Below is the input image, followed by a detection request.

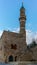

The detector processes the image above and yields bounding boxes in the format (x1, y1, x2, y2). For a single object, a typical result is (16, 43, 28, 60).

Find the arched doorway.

(9, 55, 13, 62)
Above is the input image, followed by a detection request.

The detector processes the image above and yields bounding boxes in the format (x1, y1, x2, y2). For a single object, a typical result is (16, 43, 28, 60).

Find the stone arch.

(8, 55, 13, 62)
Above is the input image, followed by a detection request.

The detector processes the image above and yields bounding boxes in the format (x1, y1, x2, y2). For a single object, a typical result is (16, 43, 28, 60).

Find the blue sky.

(0, 0, 37, 32)
(0, 0, 37, 44)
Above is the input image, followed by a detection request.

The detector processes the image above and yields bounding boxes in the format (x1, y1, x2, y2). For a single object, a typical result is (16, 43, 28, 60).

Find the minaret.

(19, 2, 26, 34)
(19, 3, 27, 56)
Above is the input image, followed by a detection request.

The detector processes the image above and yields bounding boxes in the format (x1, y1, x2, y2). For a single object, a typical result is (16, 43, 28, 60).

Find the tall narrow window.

(11, 44, 13, 49)
(14, 44, 17, 50)
(15, 56, 17, 61)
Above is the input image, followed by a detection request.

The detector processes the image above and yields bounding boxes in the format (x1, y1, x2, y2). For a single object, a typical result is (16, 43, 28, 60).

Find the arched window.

(11, 44, 13, 49)
(14, 44, 17, 50)
(9, 55, 13, 62)
(11, 44, 17, 50)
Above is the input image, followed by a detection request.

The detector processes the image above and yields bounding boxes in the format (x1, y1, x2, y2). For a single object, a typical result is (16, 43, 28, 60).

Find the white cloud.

(12, 28, 20, 33)
(26, 30, 34, 45)
(0, 30, 3, 37)
(34, 32, 37, 43)
(27, 23, 32, 27)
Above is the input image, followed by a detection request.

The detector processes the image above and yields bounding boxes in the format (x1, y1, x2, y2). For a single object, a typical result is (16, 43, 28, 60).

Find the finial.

(22, 1, 24, 8)
(22, 2, 23, 6)
(22, 2, 23, 7)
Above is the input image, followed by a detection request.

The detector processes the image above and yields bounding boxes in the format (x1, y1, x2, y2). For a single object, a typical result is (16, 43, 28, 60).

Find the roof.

(1, 30, 19, 39)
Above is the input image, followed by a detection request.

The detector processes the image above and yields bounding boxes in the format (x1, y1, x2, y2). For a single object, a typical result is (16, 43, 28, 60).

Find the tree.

(27, 39, 37, 48)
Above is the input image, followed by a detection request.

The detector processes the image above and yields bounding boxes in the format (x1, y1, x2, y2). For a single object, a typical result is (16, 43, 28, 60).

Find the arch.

(9, 55, 13, 62)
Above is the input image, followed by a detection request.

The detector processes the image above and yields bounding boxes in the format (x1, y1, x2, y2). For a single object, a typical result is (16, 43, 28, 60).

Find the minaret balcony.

(19, 16, 26, 21)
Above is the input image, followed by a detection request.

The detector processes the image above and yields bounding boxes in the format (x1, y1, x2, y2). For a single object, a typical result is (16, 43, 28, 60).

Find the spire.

(20, 1, 25, 10)
(22, 1, 24, 8)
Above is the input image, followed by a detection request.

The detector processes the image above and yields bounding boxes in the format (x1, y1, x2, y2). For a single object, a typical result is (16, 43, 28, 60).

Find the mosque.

(0, 3, 37, 63)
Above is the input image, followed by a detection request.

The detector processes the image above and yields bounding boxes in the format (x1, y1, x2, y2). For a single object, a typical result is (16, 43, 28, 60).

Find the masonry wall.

(0, 30, 37, 63)
(0, 31, 27, 62)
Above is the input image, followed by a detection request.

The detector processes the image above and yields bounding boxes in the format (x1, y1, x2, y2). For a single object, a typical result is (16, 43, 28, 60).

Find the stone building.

(0, 3, 37, 63)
